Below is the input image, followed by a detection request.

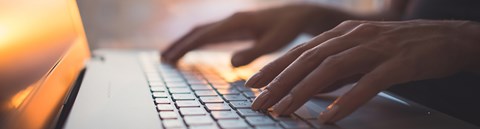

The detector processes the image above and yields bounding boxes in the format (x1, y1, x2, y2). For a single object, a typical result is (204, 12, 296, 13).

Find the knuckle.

(191, 23, 212, 33)
(322, 54, 344, 69)
(320, 30, 343, 37)
(341, 20, 362, 26)
(353, 23, 381, 33)
(229, 12, 252, 20)
(298, 48, 318, 64)
(357, 23, 376, 30)
(286, 43, 308, 55)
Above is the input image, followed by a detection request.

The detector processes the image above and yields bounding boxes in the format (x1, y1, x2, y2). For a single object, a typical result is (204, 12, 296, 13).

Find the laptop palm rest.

(64, 51, 161, 129)
(298, 85, 478, 129)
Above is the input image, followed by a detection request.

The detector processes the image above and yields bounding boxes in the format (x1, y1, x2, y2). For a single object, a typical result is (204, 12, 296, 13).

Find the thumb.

(318, 60, 411, 124)
(231, 47, 267, 67)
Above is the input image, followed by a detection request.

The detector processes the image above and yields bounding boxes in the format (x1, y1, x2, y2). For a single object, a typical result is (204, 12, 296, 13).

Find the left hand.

(245, 20, 480, 123)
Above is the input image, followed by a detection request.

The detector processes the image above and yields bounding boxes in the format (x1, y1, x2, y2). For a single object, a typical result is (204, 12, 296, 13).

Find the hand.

(246, 20, 480, 123)
(162, 4, 352, 67)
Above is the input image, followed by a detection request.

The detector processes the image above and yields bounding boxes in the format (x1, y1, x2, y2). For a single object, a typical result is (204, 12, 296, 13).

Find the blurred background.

(77, 0, 387, 50)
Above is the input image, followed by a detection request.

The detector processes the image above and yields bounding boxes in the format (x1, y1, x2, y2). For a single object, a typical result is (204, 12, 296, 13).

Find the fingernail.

(245, 72, 262, 87)
(251, 89, 270, 110)
(273, 94, 293, 115)
(319, 105, 340, 124)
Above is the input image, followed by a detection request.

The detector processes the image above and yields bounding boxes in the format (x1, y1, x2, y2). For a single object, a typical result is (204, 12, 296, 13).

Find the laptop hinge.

(52, 68, 87, 129)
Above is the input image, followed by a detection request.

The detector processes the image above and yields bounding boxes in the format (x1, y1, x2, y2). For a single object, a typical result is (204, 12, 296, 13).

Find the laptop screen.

(0, 0, 90, 128)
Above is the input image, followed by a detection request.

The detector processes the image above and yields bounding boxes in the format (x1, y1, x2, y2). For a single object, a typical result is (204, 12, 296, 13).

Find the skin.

(248, 20, 480, 123)
(162, 4, 355, 67)
(162, 3, 480, 124)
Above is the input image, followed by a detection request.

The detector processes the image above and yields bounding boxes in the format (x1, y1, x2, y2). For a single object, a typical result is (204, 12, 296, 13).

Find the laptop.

(1, 0, 478, 129)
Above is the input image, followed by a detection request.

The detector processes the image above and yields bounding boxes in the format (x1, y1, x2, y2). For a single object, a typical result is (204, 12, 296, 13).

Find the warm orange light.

(0, 0, 91, 128)
(181, 51, 276, 83)
(0, 25, 6, 43)
(9, 86, 34, 109)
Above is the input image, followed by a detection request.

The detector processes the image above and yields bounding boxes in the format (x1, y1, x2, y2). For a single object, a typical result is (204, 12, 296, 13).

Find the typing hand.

(162, 4, 351, 67)
(246, 20, 480, 124)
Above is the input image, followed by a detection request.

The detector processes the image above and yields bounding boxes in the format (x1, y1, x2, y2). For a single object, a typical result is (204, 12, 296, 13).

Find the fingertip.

(231, 56, 246, 67)
(318, 104, 340, 124)
(251, 89, 270, 110)
(245, 72, 262, 88)
(231, 54, 251, 67)
(272, 94, 293, 115)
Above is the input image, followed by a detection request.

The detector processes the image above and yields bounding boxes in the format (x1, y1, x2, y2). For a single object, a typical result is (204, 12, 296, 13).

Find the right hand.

(162, 4, 353, 67)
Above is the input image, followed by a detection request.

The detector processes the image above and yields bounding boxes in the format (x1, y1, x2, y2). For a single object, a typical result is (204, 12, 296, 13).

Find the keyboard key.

(211, 84, 234, 89)
(246, 116, 276, 126)
(163, 77, 184, 82)
(159, 111, 179, 119)
(172, 94, 196, 100)
(154, 98, 171, 104)
(254, 125, 284, 129)
(230, 81, 245, 86)
(162, 73, 182, 78)
(200, 96, 224, 103)
(211, 111, 240, 119)
(238, 109, 266, 116)
(162, 119, 185, 128)
(230, 101, 252, 109)
(179, 107, 206, 116)
(205, 103, 231, 111)
(279, 120, 311, 129)
(176, 100, 200, 107)
(223, 95, 248, 101)
(150, 87, 166, 92)
(149, 82, 165, 87)
(147, 75, 162, 81)
(242, 91, 259, 98)
(186, 79, 208, 85)
(189, 124, 219, 129)
(217, 89, 240, 95)
(195, 90, 217, 96)
(157, 104, 174, 111)
(208, 79, 229, 85)
(218, 120, 250, 128)
(166, 82, 189, 88)
(191, 84, 214, 90)
(184, 115, 214, 125)
(169, 87, 192, 94)
(235, 86, 251, 92)
(152, 92, 168, 98)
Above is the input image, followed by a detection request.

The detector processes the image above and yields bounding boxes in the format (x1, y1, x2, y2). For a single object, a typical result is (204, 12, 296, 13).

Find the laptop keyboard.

(140, 52, 320, 129)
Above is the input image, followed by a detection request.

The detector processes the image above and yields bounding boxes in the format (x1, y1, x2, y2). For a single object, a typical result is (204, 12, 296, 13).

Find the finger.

(250, 31, 368, 110)
(319, 59, 414, 124)
(317, 74, 362, 94)
(245, 20, 370, 88)
(163, 12, 254, 63)
(231, 20, 304, 67)
(251, 21, 392, 110)
(272, 46, 385, 115)
(162, 23, 214, 61)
